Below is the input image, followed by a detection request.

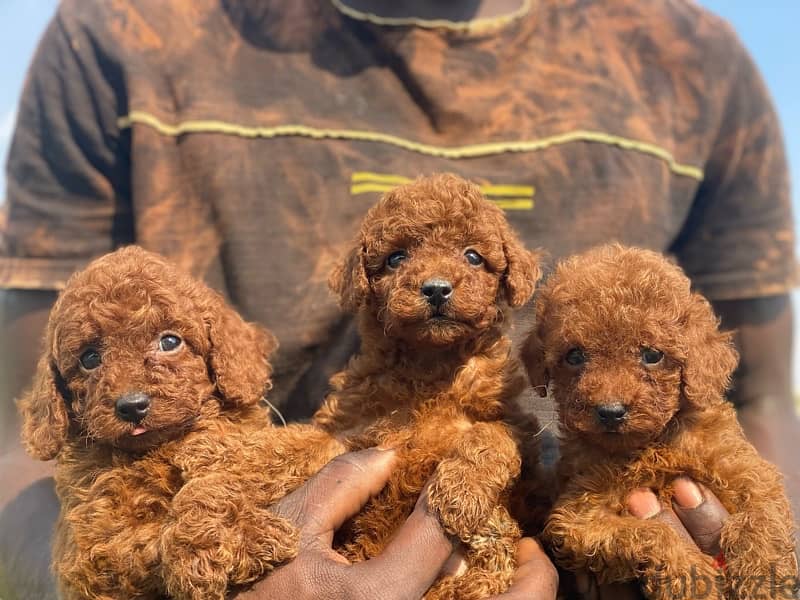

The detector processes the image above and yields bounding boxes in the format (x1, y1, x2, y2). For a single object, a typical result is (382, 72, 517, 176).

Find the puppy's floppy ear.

(329, 242, 369, 313)
(500, 226, 542, 307)
(206, 291, 279, 408)
(680, 293, 738, 409)
(18, 355, 70, 460)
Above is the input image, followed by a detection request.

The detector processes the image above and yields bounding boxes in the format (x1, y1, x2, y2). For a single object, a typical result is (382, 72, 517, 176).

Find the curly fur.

(314, 174, 544, 599)
(522, 244, 798, 600)
(18, 246, 343, 600)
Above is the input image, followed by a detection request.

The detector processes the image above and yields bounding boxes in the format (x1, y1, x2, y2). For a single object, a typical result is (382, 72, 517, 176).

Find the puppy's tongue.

(131, 425, 148, 436)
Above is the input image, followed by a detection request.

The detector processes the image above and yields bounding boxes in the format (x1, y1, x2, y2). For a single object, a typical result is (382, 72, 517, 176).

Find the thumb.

(271, 448, 396, 544)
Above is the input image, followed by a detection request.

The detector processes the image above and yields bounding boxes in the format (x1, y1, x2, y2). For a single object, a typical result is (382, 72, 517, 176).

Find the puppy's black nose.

(115, 392, 151, 423)
(421, 279, 453, 308)
(595, 403, 628, 427)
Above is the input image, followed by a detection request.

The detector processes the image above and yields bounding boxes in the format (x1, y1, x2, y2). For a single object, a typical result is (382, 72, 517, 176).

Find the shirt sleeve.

(0, 1, 133, 291)
(671, 26, 796, 301)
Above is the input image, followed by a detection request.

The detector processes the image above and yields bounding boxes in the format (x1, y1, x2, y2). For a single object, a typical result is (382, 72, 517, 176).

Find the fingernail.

(627, 488, 662, 519)
(673, 477, 704, 509)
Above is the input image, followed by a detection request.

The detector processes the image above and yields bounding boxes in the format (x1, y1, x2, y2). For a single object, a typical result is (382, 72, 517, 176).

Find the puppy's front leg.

(426, 421, 521, 540)
(709, 451, 799, 597)
(159, 472, 298, 600)
(546, 490, 725, 600)
(161, 425, 344, 600)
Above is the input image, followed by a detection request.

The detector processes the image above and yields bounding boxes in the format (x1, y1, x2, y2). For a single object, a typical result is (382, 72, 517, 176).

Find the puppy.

(19, 246, 342, 600)
(313, 174, 544, 599)
(523, 244, 798, 600)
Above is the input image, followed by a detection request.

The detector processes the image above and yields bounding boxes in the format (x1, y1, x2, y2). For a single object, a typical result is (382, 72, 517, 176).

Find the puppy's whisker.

(261, 397, 287, 427)
(532, 418, 556, 438)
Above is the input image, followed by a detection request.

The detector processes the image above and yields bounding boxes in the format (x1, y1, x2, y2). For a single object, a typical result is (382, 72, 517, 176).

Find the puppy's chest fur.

(316, 339, 527, 562)
(558, 403, 751, 511)
(320, 348, 522, 443)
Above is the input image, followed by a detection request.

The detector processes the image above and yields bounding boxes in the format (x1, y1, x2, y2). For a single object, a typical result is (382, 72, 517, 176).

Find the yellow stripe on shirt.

(117, 111, 704, 180)
(350, 173, 535, 210)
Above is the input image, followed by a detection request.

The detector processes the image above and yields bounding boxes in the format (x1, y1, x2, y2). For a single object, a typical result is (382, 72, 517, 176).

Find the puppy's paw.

(428, 566, 512, 600)
(719, 511, 799, 599)
(425, 508, 519, 600)
(426, 458, 503, 540)
(227, 506, 300, 583)
(161, 474, 299, 600)
(625, 522, 725, 600)
(162, 508, 298, 600)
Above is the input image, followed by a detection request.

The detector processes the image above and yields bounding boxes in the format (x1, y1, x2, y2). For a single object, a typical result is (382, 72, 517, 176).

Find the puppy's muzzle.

(421, 279, 453, 309)
(595, 403, 628, 429)
(115, 392, 151, 423)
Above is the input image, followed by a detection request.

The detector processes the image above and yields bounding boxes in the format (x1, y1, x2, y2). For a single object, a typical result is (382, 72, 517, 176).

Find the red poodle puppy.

(523, 244, 798, 600)
(18, 246, 343, 600)
(313, 174, 544, 599)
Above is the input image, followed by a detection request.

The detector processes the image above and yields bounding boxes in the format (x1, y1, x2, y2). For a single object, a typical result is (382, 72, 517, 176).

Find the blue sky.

(1, 1, 799, 385)
(0, 1, 58, 183)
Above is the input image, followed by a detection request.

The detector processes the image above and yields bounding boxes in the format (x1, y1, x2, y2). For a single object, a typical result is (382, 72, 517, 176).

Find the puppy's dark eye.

(79, 349, 102, 370)
(386, 250, 408, 270)
(641, 348, 664, 366)
(159, 334, 182, 352)
(464, 249, 484, 266)
(564, 348, 586, 366)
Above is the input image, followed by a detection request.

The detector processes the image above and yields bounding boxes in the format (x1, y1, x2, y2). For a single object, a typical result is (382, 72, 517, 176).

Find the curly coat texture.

(523, 244, 798, 600)
(313, 174, 544, 599)
(18, 246, 344, 600)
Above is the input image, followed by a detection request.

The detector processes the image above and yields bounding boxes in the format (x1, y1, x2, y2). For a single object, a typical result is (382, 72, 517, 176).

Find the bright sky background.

(1, 1, 799, 387)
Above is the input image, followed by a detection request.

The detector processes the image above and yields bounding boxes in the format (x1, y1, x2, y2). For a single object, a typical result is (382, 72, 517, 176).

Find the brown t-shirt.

(1, 0, 795, 419)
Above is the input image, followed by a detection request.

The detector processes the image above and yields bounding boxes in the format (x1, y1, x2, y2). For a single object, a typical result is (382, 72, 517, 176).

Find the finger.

(627, 488, 695, 548)
(486, 537, 559, 599)
(655, 505, 698, 549)
(350, 489, 455, 600)
(271, 448, 396, 542)
(670, 478, 729, 556)
(626, 487, 662, 520)
(440, 545, 468, 577)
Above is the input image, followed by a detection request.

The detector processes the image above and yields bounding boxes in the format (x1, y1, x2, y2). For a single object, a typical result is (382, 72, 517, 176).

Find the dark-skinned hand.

(232, 448, 558, 600)
(575, 477, 730, 600)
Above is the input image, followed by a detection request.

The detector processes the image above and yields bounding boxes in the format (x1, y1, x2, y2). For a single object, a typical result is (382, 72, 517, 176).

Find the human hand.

(575, 477, 730, 600)
(233, 447, 558, 600)
(486, 537, 559, 599)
